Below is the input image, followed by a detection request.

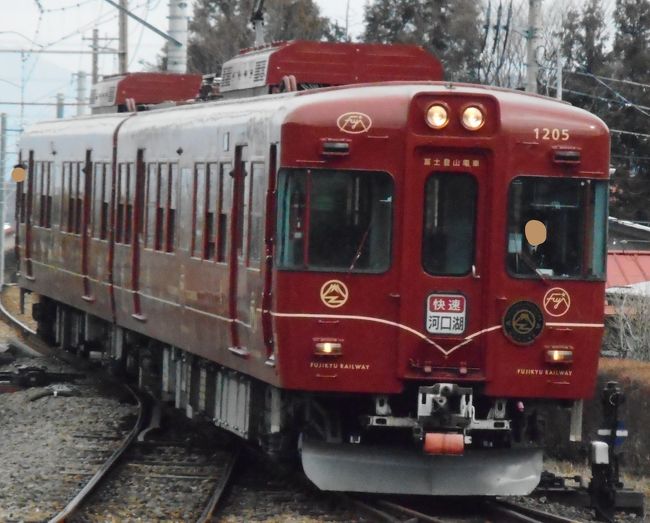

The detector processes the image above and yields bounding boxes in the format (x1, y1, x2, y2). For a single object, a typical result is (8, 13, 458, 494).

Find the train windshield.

(507, 177, 608, 280)
(422, 173, 477, 276)
(276, 169, 393, 272)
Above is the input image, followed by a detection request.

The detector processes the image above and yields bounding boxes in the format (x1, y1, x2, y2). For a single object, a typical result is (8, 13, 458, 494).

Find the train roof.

(20, 81, 608, 158)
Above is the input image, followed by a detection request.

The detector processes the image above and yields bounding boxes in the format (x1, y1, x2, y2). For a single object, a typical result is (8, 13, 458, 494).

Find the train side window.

(116, 164, 126, 243)
(248, 162, 265, 267)
(32, 162, 41, 226)
(101, 164, 110, 240)
(192, 163, 205, 258)
(167, 163, 177, 252)
(51, 163, 61, 228)
(92, 164, 103, 238)
(145, 163, 157, 248)
(61, 162, 69, 230)
(155, 164, 165, 250)
(217, 162, 231, 263)
(43, 162, 52, 228)
(90, 163, 104, 238)
(68, 163, 77, 233)
(205, 163, 219, 260)
(18, 174, 25, 224)
(237, 162, 249, 259)
(74, 162, 83, 234)
(125, 163, 134, 244)
(422, 173, 477, 276)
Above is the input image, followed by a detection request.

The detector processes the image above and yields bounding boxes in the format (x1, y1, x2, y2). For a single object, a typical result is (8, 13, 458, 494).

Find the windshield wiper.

(519, 251, 551, 286)
(348, 224, 372, 272)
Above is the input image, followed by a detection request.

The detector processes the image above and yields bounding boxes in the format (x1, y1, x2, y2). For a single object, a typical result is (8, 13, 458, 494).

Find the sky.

(0, 0, 367, 169)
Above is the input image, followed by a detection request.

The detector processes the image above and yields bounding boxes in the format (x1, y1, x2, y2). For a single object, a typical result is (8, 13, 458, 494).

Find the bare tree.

(477, 0, 583, 90)
(605, 291, 650, 361)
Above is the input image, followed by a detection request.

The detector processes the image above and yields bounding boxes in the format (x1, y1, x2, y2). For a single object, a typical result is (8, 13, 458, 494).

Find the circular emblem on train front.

(503, 301, 544, 345)
(543, 287, 571, 317)
(337, 112, 372, 134)
(320, 280, 349, 308)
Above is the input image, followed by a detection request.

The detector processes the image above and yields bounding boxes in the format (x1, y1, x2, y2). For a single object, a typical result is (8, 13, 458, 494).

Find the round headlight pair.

(425, 104, 485, 131)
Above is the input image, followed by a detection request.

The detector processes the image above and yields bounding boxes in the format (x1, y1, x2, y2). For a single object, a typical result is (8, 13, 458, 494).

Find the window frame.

(275, 168, 395, 274)
(505, 175, 608, 282)
(421, 171, 478, 277)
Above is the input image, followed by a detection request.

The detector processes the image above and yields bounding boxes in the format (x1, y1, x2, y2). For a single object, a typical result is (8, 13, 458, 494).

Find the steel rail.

(0, 290, 37, 336)
(376, 499, 445, 523)
(196, 446, 241, 523)
(346, 497, 403, 523)
(48, 385, 145, 523)
(487, 499, 581, 523)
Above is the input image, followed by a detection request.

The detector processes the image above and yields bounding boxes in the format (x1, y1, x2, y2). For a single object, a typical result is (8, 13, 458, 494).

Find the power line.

(42, 0, 95, 12)
(585, 71, 650, 118)
(0, 101, 83, 106)
(568, 70, 650, 91)
(611, 129, 650, 139)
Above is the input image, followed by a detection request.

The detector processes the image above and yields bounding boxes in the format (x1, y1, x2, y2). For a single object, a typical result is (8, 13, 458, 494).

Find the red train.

(15, 41, 609, 496)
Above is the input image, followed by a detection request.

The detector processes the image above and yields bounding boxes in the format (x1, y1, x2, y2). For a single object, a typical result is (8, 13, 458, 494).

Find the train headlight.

(461, 106, 485, 131)
(545, 349, 573, 364)
(425, 104, 450, 130)
(314, 342, 342, 357)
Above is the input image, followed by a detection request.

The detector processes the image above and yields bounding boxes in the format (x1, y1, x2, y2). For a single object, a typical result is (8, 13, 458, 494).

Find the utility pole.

(0, 113, 6, 287)
(119, 0, 128, 74)
(167, 1, 188, 73)
(556, 50, 563, 100)
(76, 72, 87, 116)
(56, 93, 65, 118)
(345, 0, 350, 40)
(526, 0, 542, 94)
(91, 28, 99, 84)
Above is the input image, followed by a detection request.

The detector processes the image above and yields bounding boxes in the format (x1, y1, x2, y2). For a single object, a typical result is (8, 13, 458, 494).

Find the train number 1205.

(534, 128, 570, 141)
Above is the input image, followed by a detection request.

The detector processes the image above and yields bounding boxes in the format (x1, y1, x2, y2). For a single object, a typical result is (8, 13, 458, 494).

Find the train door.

(398, 153, 489, 377)
(228, 145, 249, 353)
(130, 149, 146, 319)
(226, 144, 269, 358)
(81, 150, 92, 300)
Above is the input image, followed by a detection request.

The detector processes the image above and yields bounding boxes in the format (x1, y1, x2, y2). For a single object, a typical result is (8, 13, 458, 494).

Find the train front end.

(272, 83, 609, 496)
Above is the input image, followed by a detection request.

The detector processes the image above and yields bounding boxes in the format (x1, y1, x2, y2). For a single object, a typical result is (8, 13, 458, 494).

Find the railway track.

(0, 290, 241, 522)
(350, 496, 584, 522)
(46, 392, 240, 522)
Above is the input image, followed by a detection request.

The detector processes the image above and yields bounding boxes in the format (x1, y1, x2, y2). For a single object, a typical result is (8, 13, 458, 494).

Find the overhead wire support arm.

(101, 0, 183, 47)
(251, 0, 266, 47)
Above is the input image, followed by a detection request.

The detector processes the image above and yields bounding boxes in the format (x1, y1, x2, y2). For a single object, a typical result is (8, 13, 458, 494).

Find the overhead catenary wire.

(42, 0, 95, 13)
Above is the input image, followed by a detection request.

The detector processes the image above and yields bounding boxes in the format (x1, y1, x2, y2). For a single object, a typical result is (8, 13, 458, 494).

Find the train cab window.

(422, 173, 477, 276)
(277, 169, 393, 272)
(507, 177, 607, 280)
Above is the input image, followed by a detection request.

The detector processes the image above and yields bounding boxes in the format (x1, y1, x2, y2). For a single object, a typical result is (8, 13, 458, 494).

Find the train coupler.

(423, 432, 464, 455)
